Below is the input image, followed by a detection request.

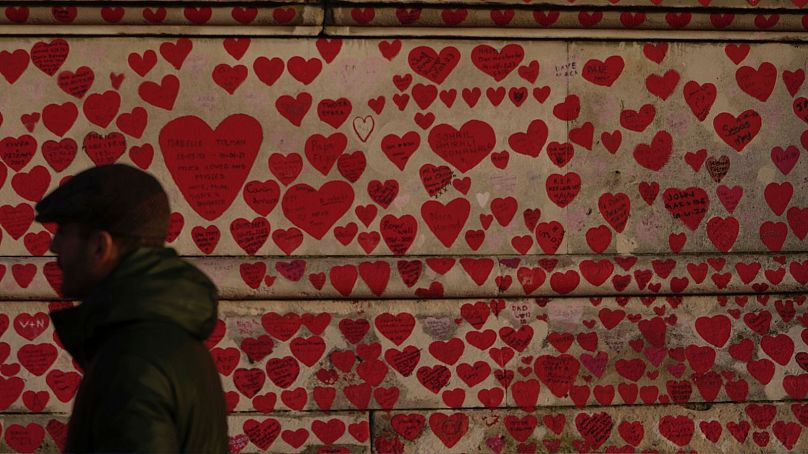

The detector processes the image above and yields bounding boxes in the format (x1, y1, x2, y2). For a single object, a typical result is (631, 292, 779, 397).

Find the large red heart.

(391, 414, 425, 441)
(268, 152, 302, 185)
(275, 93, 311, 127)
(535, 221, 565, 254)
(706, 216, 739, 252)
(620, 104, 655, 132)
(771, 145, 799, 176)
(575, 412, 613, 449)
(1, 134, 37, 171)
(83, 90, 120, 128)
(254, 56, 284, 86)
(375, 312, 415, 346)
(317, 98, 352, 129)
(243, 180, 280, 216)
(42, 102, 78, 137)
(233, 368, 265, 397)
(385, 346, 421, 377)
(41, 139, 77, 172)
(57, 66, 94, 98)
(31, 39, 69, 76)
(46, 370, 80, 403)
(582, 56, 624, 87)
(18, 343, 57, 376)
(159, 38, 193, 70)
(509, 119, 548, 157)
(764, 182, 793, 216)
(471, 44, 524, 82)
(0, 49, 29, 84)
(428, 120, 496, 173)
(304, 133, 347, 176)
(0, 203, 35, 240)
(662, 187, 709, 231)
(159, 114, 262, 221)
(128, 49, 157, 77)
(139, 75, 180, 111)
(11, 165, 50, 202)
(598, 192, 630, 233)
(83, 131, 126, 166)
(683, 81, 716, 121)
(408, 46, 460, 84)
(633, 130, 672, 171)
(13, 313, 49, 341)
(638, 317, 667, 347)
(211, 64, 246, 95)
(338, 152, 367, 186)
(429, 413, 468, 448)
(713, 109, 761, 152)
(358, 261, 390, 296)
(788, 207, 808, 240)
(421, 198, 470, 248)
(545, 173, 581, 208)
(735, 62, 776, 102)
(290, 335, 326, 367)
(381, 131, 420, 170)
(281, 181, 354, 240)
(243, 418, 280, 451)
(230, 218, 269, 255)
(287, 57, 322, 85)
(4, 423, 46, 454)
(380, 214, 417, 255)
(265, 356, 299, 388)
(659, 415, 694, 447)
(534, 354, 579, 397)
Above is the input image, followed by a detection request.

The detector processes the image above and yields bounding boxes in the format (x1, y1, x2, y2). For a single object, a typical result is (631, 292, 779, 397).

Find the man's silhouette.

(35, 163, 228, 453)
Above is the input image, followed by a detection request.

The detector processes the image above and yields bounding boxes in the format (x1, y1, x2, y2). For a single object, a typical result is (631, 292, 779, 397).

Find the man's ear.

(90, 229, 120, 267)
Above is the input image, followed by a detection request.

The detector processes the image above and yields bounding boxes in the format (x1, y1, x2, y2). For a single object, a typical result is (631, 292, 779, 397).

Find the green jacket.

(51, 247, 228, 453)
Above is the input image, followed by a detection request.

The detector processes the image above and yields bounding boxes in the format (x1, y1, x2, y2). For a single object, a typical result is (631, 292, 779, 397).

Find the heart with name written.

(662, 187, 709, 231)
(159, 114, 262, 221)
(428, 120, 496, 173)
(282, 181, 355, 240)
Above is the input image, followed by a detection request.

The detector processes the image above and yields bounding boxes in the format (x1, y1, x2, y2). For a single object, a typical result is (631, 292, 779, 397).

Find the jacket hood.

(51, 247, 218, 367)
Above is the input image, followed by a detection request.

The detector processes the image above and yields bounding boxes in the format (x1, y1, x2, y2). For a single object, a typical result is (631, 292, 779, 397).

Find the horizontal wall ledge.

(373, 402, 807, 452)
(0, 295, 805, 412)
(0, 5, 320, 26)
(2, 5, 806, 29)
(3, 0, 806, 6)
(328, 7, 808, 32)
(331, 0, 806, 8)
(1, 254, 807, 299)
(325, 25, 808, 40)
(0, 411, 370, 453)
(0, 24, 324, 36)
(0, 403, 804, 452)
(3, 24, 807, 39)
(0, 4, 324, 36)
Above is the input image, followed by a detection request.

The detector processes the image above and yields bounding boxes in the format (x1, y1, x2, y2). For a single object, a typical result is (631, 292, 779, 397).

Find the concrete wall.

(0, 1, 806, 452)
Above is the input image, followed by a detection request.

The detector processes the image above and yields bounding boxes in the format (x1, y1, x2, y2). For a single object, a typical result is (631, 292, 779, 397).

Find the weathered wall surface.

(0, 1, 806, 453)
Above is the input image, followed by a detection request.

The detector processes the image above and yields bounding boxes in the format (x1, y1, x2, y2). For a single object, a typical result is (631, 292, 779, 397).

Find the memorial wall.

(0, 0, 806, 452)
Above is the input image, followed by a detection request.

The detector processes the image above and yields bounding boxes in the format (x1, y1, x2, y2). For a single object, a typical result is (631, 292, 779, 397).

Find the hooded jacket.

(51, 247, 228, 453)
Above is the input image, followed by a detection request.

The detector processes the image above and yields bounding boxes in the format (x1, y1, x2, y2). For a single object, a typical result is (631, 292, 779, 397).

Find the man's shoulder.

(95, 320, 204, 366)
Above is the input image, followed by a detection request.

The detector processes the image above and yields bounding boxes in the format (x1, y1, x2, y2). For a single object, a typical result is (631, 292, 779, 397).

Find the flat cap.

(35, 164, 170, 241)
